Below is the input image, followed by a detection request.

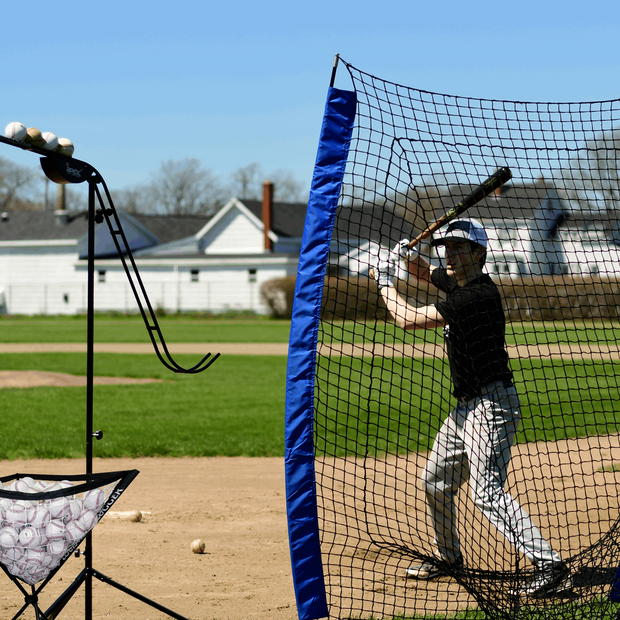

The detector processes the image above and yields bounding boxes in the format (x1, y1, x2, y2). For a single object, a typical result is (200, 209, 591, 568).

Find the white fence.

(0, 280, 268, 315)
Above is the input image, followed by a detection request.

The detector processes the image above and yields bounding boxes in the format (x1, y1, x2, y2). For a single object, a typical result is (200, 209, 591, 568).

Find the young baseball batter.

(373, 218, 571, 598)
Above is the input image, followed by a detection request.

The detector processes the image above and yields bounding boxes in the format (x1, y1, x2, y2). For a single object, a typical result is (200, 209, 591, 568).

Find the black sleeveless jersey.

(431, 268, 513, 399)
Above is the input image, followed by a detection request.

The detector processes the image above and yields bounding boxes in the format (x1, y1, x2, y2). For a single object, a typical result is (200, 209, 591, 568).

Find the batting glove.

(392, 239, 418, 262)
(374, 258, 397, 290)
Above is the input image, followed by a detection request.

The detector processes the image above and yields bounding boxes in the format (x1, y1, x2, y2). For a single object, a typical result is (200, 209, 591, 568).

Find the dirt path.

(1, 342, 617, 359)
(0, 343, 289, 355)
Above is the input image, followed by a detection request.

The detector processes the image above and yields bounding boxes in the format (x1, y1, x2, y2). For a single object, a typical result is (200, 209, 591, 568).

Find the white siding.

(0, 244, 83, 314)
(91, 263, 291, 314)
(201, 209, 265, 254)
(0, 201, 297, 315)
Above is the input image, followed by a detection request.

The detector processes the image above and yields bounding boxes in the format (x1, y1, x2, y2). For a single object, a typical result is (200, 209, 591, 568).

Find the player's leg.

(464, 383, 570, 596)
(415, 407, 469, 568)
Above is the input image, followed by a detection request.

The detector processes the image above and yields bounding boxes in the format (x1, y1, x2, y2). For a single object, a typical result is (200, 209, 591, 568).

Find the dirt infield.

(0, 370, 165, 388)
(0, 365, 297, 620)
(1, 440, 617, 620)
(0, 457, 296, 620)
(1, 348, 619, 619)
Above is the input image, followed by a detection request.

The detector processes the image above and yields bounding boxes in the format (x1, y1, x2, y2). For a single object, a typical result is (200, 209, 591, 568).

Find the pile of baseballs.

(0, 477, 107, 585)
(4, 121, 75, 157)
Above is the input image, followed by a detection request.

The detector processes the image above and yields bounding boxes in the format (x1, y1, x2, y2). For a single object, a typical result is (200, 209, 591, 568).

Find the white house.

(336, 180, 620, 279)
(4, 176, 620, 316)
(0, 185, 307, 315)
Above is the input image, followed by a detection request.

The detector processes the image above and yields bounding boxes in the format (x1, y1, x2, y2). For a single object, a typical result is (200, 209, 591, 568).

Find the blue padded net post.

(284, 86, 356, 620)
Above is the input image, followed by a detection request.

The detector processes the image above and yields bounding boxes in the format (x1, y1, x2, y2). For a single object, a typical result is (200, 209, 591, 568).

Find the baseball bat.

(368, 166, 512, 278)
(406, 166, 512, 249)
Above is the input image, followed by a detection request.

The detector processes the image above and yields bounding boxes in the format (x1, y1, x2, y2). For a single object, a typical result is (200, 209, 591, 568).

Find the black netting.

(0, 470, 138, 586)
(313, 58, 620, 619)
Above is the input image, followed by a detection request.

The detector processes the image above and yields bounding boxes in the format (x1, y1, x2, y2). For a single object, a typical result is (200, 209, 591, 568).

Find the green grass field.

(314, 355, 620, 457)
(1, 314, 618, 347)
(0, 313, 292, 343)
(0, 352, 287, 460)
(320, 318, 620, 347)
(1, 314, 619, 461)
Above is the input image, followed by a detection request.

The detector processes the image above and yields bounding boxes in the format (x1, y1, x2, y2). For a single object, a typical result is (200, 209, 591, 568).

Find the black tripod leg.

(42, 568, 87, 619)
(10, 586, 51, 620)
(90, 569, 190, 620)
(10, 600, 31, 620)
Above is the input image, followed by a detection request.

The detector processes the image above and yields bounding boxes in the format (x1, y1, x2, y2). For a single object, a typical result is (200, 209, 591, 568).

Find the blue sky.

(3, 1, 620, 199)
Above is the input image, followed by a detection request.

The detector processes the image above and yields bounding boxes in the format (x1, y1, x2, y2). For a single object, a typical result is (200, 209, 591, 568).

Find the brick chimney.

(262, 180, 273, 252)
(54, 185, 68, 226)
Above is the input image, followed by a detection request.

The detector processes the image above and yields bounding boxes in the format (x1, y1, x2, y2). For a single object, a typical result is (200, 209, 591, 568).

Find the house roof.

(0, 210, 211, 244)
(434, 180, 556, 222)
(333, 205, 413, 247)
(241, 200, 307, 238)
(129, 213, 212, 244)
(0, 210, 88, 241)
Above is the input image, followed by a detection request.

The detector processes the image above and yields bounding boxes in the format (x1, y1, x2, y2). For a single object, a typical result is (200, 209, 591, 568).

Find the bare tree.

(0, 156, 39, 211)
(148, 158, 226, 216)
(557, 127, 620, 212)
(230, 163, 307, 203)
(230, 163, 263, 200)
(109, 185, 154, 214)
(269, 169, 307, 203)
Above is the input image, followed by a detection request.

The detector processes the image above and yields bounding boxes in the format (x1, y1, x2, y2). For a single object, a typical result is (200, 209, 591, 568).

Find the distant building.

(3, 176, 620, 316)
(0, 184, 307, 315)
(337, 178, 620, 279)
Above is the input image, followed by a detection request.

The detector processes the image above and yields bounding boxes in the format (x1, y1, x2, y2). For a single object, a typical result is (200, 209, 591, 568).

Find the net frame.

(285, 58, 620, 620)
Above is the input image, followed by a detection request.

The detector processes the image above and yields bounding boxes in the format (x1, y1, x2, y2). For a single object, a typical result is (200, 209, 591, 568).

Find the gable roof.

(240, 200, 307, 238)
(77, 211, 161, 259)
(129, 213, 212, 244)
(433, 180, 555, 222)
(0, 210, 88, 242)
(0, 210, 212, 249)
(333, 205, 413, 248)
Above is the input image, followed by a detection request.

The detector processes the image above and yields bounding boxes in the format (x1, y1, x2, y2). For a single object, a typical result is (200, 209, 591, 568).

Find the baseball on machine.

(25, 127, 45, 148)
(5, 121, 27, 141)
(41, 132, 59, 151)
(56, 137, 75, 157)
(191, 538, 206, 554)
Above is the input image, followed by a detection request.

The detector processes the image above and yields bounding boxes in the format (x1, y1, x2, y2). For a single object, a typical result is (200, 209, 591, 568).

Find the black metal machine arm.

(0, 135, 219, 374)
(92, 179, 219, 373)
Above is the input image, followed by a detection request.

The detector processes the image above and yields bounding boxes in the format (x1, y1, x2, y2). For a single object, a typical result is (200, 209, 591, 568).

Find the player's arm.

(374, 258, 444, 331)
(381, 287, 444, 330)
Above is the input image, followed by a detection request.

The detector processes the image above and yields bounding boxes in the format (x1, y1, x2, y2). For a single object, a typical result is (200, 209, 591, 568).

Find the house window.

(190, 269, 199, 282)
(248, 269, 257, 283)
(98, 270, 106, 283)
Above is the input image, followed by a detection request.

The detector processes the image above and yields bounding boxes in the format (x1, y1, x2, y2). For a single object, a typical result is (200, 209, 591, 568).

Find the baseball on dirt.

(128, 510, 142, 522)
(191, 539, 206, 554)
